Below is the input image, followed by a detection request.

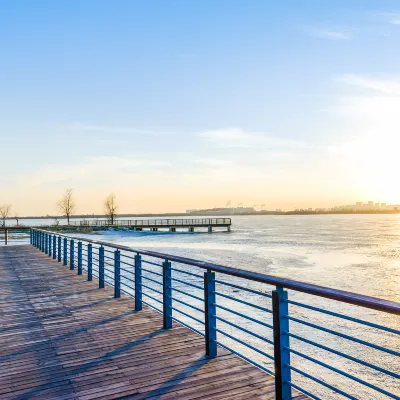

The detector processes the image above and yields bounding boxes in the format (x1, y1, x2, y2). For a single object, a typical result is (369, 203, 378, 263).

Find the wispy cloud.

(18, 156, 171, 187)
(337, 74, 400, 95)
(303, 26, 351, 40)
(198, 128, 302, 149)
(374, 12, 400, 25)
(66, 124, 167, 137)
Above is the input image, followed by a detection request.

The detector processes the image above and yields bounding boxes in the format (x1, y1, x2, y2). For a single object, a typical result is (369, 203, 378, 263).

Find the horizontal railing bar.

(171, 267, 203, 278)
(287, 348, 398, 399)
(214, 291, 273, 313)
(215, 328, 274, 360)
(142, 275, 163, 286)
(172, 287, 204, 302)
(33, 229, 400, 314)
(142, 299, 163, 314)
(286, 381, 321, 400)
(120, 281, 134, 290)
(142, 268, 163, 277)
(287, 299, 400, 335)
(142, 259, 163, 267)
(172, 297, 204, 313)
(216, 316, 274, 344)
(215, 279, 272, 298)
(288, 365, 357, 400)
(120, 266, 134, 274)
(120, 260, 134, 268)
(104, 272, 114, 280)
(287, 316, 400, 356)
(142, 283, 163, 295)
(121, 275, 135, 284)
(215, 304, 274, 329)
(287, 332, 400, 379)
(216, 341, 274, 375)
(171, 316, 205, 337)
(142, 292, 163, 304)
(120, 253, 136, 260)
(170, 307, 205, 325)
(120, 287, 134, 297)
(170, 277, 203, 290)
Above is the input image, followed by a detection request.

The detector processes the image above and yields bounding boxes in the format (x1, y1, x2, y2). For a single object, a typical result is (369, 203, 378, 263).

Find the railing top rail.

(33, 228, 400, 315)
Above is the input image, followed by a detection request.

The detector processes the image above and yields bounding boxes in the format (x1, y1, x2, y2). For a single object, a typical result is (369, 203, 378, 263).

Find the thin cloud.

(303, 26, 351, 40)
(18, 156, 171, 187)
(198, 128, 303, 149)
(66, 124, 167, 137)
(338, 74, 400, 95)
(374, 12, 400, 25)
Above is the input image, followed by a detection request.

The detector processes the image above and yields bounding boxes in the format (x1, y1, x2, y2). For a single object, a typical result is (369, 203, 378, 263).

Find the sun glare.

(351, 135, 400, 202)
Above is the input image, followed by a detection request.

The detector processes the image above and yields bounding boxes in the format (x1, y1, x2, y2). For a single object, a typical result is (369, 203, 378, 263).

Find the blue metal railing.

(30, 229, 400, 400)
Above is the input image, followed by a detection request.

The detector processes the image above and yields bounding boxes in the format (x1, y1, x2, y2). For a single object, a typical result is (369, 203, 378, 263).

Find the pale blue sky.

(1, 1, 400, 214)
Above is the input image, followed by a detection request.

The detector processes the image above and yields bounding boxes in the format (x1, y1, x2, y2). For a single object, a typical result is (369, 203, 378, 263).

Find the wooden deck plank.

(0, 245, 308, 400)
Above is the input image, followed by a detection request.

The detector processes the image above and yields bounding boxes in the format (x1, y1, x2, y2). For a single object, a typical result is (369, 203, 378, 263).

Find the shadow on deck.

(0, 245, 307, 400)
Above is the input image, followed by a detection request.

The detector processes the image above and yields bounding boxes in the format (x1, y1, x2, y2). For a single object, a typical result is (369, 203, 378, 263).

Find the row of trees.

(0, 204, 19, 226)
(58, 188, 118, 225)
(0, 189, 117, 226)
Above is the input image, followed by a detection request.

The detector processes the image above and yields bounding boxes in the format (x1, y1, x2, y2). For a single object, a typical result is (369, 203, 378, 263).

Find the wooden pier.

(0, 245, 307, 400)
(70, 218, 232, 233)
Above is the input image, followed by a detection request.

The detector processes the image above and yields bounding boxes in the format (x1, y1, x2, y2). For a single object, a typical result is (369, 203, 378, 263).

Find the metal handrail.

(30, 229, 400, 400)
(33, 228, 399, 314)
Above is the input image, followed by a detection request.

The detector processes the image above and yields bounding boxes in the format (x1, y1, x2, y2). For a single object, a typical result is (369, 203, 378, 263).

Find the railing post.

(99, 246, 104, 288)
(204, 269, 217, 357)
(162, 259, 172, 329)
(114, 250, 120, 298)
(45, 233, 48, 254)
(48, 234, 52, 257)
(63, 237, 67, 266)
(30, 230, 33, 245)
(135, 254, 142, 311)
(272, 286, 292, 400)
(87, 244, 92, 281)
(77, 241, 82, 275)
(57, 237, 61, 262)
(52, 235, 56, 259)
(70, 239, 74, 270)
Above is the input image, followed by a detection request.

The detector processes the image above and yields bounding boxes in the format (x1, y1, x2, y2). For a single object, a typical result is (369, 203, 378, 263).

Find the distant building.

(186, 207, 256, 215)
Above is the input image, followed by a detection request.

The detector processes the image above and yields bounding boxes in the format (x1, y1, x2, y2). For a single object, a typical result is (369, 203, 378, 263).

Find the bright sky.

(1, 1, 400, 215)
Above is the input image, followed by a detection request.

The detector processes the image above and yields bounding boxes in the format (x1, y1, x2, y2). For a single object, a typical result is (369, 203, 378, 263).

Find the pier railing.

(0, 227, 30, 245)
(31, 229, 400, 400)
(70, 217, 231, 227)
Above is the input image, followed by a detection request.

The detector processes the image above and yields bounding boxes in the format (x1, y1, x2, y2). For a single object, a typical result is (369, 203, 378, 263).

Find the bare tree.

(58, 188, 76, 225)
(104, 193, 118, 225)
(0, 204, 11, 227)
(14, 212, 19, 226)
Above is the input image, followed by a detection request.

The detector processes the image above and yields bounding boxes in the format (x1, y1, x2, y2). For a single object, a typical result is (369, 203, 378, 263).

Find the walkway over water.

(70, 218, 232, 232)
(0, 245, 307, 400)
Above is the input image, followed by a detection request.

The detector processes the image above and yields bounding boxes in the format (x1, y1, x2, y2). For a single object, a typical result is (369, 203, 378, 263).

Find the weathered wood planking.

(0, 245, 308, 400)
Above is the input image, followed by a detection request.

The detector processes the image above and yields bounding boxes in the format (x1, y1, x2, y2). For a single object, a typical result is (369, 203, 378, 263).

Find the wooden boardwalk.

(0, 245, 307, 400)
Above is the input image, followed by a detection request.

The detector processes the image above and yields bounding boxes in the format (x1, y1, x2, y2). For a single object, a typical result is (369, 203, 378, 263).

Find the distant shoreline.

(8, 209, 400, 220)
